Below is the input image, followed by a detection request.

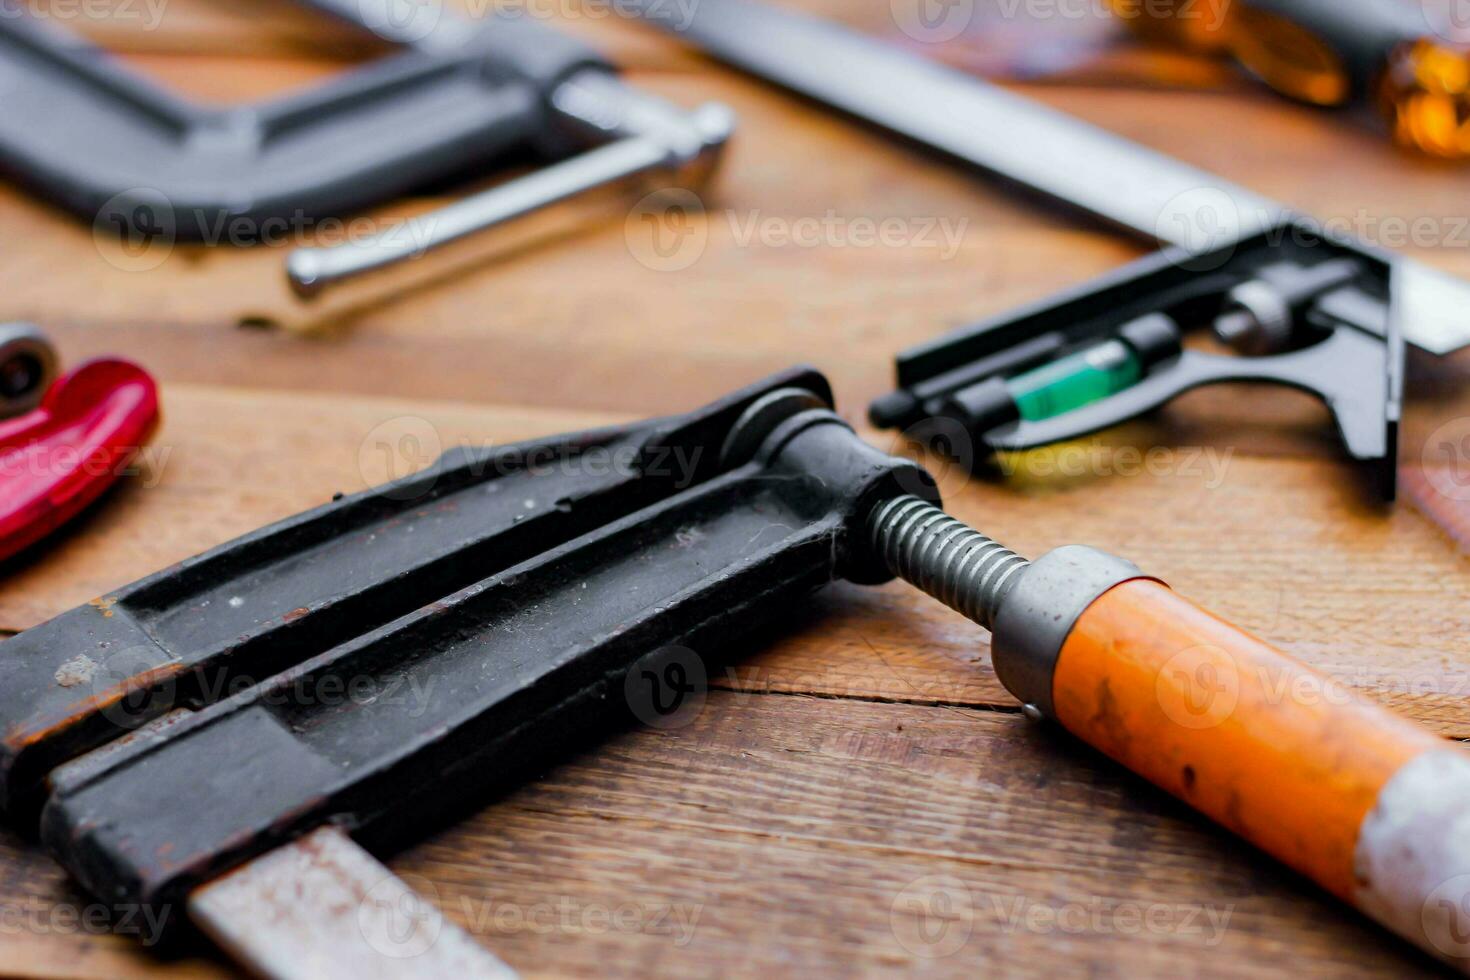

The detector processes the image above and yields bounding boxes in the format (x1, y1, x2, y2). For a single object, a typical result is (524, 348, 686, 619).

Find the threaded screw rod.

(867, 496, 1031, 632)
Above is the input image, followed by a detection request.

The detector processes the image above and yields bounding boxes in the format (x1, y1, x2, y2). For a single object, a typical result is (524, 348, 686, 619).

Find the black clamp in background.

(870, 224, 1404, 500)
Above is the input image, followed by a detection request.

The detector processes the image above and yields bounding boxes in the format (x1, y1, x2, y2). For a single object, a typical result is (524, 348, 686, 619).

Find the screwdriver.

(1105, 0, 1470, 157)
(865, 492, 1470, 971)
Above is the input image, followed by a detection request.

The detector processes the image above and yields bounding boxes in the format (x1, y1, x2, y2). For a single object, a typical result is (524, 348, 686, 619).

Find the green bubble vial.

(1006, 339, 1143, 422)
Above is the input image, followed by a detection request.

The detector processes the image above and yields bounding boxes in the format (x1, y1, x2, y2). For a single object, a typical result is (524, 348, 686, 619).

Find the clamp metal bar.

(287, 71, 736, 298)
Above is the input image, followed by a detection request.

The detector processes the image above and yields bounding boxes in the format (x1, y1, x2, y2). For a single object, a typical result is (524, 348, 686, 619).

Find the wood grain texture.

(2, 1, 1469, 976)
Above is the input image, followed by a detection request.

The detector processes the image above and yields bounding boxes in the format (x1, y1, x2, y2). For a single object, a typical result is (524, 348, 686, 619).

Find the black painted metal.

(871, 225, 1403, 501)
(0, 0, 607, 241)
(0, 369, 936, 926)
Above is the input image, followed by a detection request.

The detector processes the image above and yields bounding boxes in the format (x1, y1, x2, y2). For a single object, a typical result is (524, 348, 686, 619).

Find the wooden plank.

(8, 62, 1469, 453)
(3, 6, 1469, 978)
(0, 692, 1450, 977)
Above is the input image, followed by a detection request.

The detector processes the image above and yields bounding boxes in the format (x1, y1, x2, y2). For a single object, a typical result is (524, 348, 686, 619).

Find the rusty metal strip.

(189, 828, 517, 980)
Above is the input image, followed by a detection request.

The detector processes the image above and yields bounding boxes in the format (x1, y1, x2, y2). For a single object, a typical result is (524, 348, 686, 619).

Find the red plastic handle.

(0, 359, 160, 563)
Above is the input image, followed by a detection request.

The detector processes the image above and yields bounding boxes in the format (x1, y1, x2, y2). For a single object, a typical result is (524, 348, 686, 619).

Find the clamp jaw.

(3, 370, 1468, 971)
(870, 224, 1403, 499)
(0, 369, 931, 917)
(0, 0, 733, 298)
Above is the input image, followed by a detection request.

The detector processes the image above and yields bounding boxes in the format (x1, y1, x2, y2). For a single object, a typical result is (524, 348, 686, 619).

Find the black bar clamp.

(0, 369, 939, 926)
(0, 0, 733, 298)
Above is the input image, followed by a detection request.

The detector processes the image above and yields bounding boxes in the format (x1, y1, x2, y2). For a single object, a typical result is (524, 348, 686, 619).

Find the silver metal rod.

(190, 827, 518, 980)
(286, 135, 674, 299)
(868, 495, 1030, 632)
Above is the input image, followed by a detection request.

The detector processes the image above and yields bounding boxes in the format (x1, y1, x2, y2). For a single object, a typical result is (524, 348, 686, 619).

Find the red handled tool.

(0, 324, 160, 563)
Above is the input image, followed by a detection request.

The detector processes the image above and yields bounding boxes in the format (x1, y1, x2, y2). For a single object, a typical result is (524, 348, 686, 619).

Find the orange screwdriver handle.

(870, 501, 1467, 964)
(1043, 577, 1470, 970)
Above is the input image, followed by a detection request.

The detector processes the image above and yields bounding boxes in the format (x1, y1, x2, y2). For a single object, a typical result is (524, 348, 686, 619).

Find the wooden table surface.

(4, 1, 1470, 976)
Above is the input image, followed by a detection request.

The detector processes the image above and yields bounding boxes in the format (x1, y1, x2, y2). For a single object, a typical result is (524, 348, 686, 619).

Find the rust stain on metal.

(11, 660, 192, 752)
(283, 607, 312, 623)
(88, 596, 120, 619)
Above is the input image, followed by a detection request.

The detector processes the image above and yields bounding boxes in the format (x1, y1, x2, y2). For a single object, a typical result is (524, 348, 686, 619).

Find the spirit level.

(869, 225, 1403, 499)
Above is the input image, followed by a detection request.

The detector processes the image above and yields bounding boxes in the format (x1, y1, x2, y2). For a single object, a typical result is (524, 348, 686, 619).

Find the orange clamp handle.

(1052, 579, 1470, 970)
